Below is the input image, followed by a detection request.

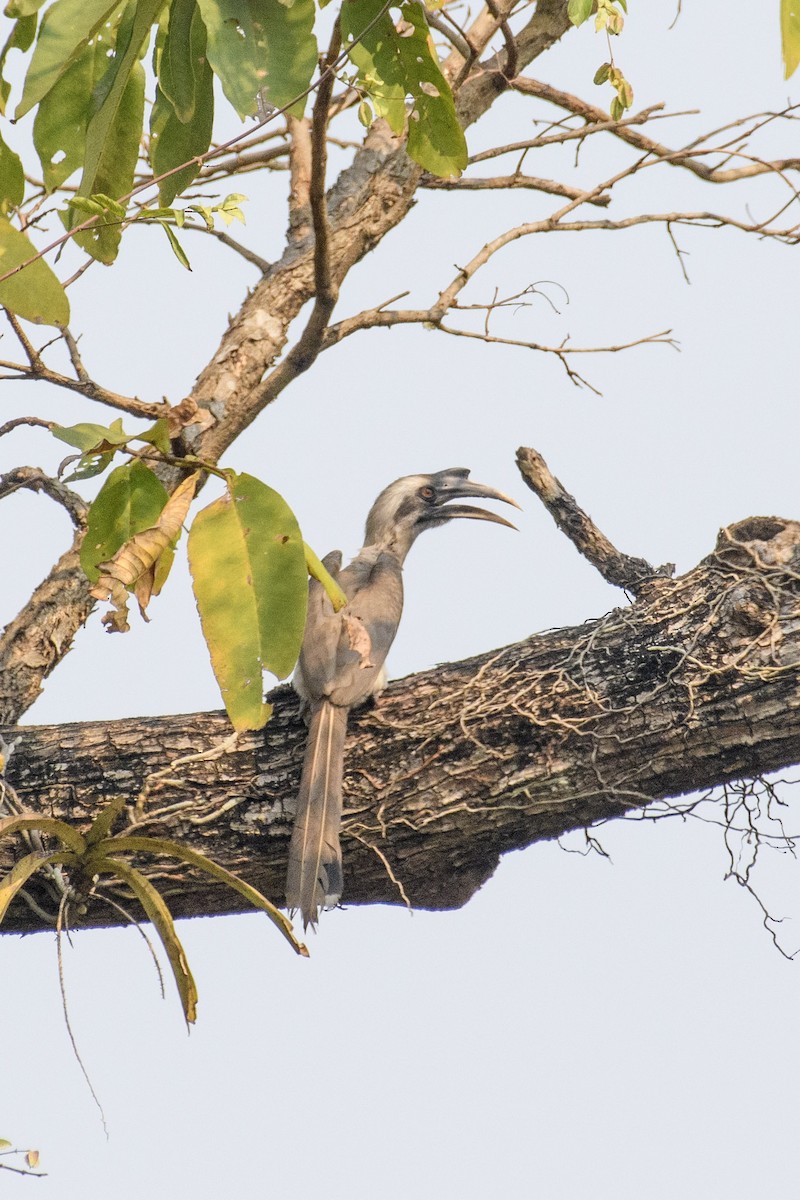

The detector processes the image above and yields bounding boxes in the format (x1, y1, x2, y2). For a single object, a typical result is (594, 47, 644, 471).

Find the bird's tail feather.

(286, 701, 348, 929)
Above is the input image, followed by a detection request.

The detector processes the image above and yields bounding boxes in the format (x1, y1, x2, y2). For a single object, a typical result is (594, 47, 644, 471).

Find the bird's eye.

(418, 485, 436, 502)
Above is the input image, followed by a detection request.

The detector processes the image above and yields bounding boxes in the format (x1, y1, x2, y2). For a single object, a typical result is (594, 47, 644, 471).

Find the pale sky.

(1, 4, 799, 1197)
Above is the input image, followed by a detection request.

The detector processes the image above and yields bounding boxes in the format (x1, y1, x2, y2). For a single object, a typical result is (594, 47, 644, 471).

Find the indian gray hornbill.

(286, 468, 520, 928)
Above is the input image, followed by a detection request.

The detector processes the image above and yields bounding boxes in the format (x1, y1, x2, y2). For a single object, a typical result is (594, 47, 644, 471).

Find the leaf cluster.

(0, 797, 308, 1025)
(0, 0, 468, 323)
(53, 418, 345, 731)
(568, 0, 633, 120)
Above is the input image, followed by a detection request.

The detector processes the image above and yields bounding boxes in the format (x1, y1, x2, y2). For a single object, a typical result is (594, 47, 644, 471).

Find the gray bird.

(286, 467, 519, 928)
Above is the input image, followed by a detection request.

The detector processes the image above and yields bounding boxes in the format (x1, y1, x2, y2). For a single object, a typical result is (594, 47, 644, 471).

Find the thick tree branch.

(2, 515, 799, 933)
(0, 536, 93, 724)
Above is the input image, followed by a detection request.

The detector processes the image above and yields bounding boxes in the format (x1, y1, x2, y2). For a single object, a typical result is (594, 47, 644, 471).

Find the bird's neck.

(359, 530, 415, 565)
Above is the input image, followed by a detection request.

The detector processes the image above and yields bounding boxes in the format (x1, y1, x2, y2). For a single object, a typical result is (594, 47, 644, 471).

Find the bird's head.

(364, 467, 520, 560)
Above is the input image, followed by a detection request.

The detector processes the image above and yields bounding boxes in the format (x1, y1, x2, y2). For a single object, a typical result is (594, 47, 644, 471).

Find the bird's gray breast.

(294, 547, 404, 709)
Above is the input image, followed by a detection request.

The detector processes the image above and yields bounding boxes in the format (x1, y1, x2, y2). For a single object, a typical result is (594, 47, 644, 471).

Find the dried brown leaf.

(91, 473, 198, 631)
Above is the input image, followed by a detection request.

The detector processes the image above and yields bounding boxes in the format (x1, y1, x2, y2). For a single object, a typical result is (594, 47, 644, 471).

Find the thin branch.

(61, 326, 90, 383)
(484, 0, 518, 83)
(322, 304, 676, 392)
(511, 79, 800, 185)
(467, 105, 672, 163)
(0, 416, 53, 439)
(425, 10, 473, 59)
(248, 20, 342, 406)
(0, 314, 164, 418)
(421, 172, 611, 205)
(179, 224, 270, 272)
(515, 445, 674, 595)
(0, 466, 88, 528)
(198, 142, 291, 183)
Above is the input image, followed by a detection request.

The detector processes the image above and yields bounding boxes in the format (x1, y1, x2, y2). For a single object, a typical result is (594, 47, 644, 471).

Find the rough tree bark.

(2, 513, 798, 934)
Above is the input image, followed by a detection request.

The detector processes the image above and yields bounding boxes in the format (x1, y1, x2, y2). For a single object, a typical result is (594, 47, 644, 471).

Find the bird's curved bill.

(429, 481, 521, 529)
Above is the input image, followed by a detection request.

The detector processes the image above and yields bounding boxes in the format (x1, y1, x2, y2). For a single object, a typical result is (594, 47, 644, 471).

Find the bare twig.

(0, 416, 53, 439)
(421, 172, 611, 205)
(180, 224, 270, 272)
(0, 466, 88, 528)
(515, 446, 674, 595)
(247, 20, 342, 408)
(512, 79, 800, 186)
(425, 10, 473, 59)
(484, 0, 518, 83)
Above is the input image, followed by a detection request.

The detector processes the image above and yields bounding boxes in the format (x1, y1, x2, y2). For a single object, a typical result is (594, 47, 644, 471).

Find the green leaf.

(0, 131, 24, 212)
(357, 98, 373, 128)
(593, 61, 610, 85)
(72, 61, 145, 262)
(16, 0, 124, 118)
(195, 0, 317, 119)
(62, 450, 115, 482)
(159, 220, 192, 269)
(402, 4, 467, 178)
(79, 460, 169, 582)
(4, 0, 49, 15)
(137, 417, 172, 455)
(156, 0, 206, 122)
(0, 14, 37, 115)
(96, 856, 198, 1023)
(52, 417, 129, 451)
(188, 472, 308, 731)
(75, 0, 165, 246)
(567, 0, 592, 26)
(85, 796, 127, 847)
(105, 835, 308, 955)
(150, 66, 214, 205)
(341, 0, 467, 177)
(782, 0, 800, 78)
(32, 36, 102, 191)
(0, 216, 69, 325)
(214, 193, 246, 226)
(0, 849, 61, 924)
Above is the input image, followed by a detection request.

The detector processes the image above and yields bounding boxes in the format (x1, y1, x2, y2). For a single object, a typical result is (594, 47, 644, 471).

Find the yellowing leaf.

(303, 542, 347, 610)
(0, 849, 61, 923)
(25, 1150, 40, 1169)
(188, 472, 307, 731)
(107, 834, 308, 956)
(96, 856, 198, 1024)
(0, 811, 87, 856)
(782, 0, 800, 77)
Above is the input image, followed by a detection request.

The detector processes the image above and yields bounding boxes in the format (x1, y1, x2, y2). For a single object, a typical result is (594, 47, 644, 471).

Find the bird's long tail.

(286, 700, 349, 929)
